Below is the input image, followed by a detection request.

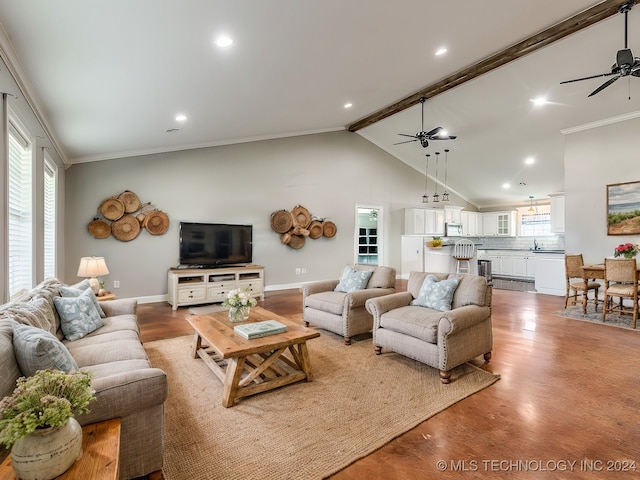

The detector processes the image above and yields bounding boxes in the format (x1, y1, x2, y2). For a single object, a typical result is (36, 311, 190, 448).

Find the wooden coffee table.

(186, 306, 320, 407)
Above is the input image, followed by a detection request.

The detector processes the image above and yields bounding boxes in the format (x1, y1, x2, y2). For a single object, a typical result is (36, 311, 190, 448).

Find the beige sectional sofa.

(0, 278, 167, 479)
(366, 271, 493, 383)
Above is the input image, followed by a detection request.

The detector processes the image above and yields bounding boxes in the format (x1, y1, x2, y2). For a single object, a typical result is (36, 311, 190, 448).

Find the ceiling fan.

(560, 0, 640, 97)
(394, 97, 457, 148)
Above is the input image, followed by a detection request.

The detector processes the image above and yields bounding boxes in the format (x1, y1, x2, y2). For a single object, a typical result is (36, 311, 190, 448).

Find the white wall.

(64, 130, 468, 299)
(564, 115, 640, 265)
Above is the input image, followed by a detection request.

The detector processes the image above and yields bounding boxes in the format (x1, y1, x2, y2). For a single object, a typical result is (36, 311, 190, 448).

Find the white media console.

(167, 264, 264, 310)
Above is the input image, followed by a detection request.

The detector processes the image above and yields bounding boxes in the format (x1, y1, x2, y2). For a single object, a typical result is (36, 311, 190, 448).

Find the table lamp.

(77, 256, 110, 294)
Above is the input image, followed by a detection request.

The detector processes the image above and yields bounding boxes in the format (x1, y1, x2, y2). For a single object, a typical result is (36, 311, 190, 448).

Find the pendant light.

(422, 154, 430, 203)
(442, 149, 450, 202)
(528, 195, 535, 213)
(432, 152, 440, 203)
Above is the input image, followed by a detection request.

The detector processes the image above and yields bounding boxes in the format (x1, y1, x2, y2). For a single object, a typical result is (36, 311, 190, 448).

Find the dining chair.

(564, 254, 599, 314)
(601, 257, 639, 328)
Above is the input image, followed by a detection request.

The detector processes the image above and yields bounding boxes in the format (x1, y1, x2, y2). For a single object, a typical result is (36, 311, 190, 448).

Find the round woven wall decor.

(143, 210, 170, 235)
(88, 220, 111, 239)
(271, 210, 294, 234)
(117, 190, 142, 213)
(322, 221, 337, 238)
(99, 198, 125, 221)
(111, 215, 141, 242)
(291, 205, 311, 228)
(308, 220, 323, 239)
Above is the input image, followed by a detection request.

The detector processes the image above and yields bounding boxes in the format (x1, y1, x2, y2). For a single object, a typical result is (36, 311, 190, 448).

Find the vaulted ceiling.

(1, 0, 639, 207)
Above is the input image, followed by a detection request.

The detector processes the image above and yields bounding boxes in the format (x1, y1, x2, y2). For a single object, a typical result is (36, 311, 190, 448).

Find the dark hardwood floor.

(137, 284, 640, 479)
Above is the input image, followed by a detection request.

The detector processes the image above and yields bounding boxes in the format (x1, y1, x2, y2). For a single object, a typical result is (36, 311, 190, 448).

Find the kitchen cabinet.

(461, 211, 480, 236)
(401, 236, 424, 277)
(478, 250, 535, 278)
(550, 195, 565, 233)
(534, 253, 565, 296)
(403, 208, 445, 235)
(444, 206, 463, 224)
(512, 252, 536, 278)
(481, 211, 516, 237)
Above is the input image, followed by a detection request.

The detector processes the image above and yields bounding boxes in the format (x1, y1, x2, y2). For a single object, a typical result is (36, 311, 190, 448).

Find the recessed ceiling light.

(525, 157, 535, 165)
(175, 114, 187, 122)
(502, 183, 511, 189)
(531, 97, 547, 106)
(344, 102, 353, 109)
(435, 47, 447, 56)
(215, 35, 233, 48)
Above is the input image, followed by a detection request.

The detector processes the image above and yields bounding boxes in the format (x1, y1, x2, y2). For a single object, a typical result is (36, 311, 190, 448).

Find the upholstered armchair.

(365, 271, 492, 383)
(302, 265, 396, 345)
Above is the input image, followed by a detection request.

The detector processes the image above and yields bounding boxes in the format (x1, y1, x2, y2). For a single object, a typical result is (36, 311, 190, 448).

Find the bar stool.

(453, 239, 475, 274)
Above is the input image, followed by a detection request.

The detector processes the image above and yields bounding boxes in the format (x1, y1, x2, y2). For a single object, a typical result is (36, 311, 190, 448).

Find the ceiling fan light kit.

(560, 0, 639, 97)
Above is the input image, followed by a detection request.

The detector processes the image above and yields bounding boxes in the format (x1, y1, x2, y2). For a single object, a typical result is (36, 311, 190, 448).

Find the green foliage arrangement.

(0, 369, 95, 448)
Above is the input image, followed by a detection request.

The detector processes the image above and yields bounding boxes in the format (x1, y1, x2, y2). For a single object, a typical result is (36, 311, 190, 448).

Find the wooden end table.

(187, 306, 320, 407)
(0, 418, 121, 480)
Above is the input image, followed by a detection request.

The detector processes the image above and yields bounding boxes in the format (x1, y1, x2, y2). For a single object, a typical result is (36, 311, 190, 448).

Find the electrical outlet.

(301, 267, 307, 274)
(113, 280, 120, 289)
(295, 268, 301, 275)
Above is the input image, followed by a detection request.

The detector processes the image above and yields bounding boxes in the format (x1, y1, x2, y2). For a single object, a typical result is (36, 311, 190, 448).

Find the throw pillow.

(412, 275, 460, 312)
(335, 267, 373, 293)
(53, 291, 105, 341)
(12, 322, 78, 375)
(59, 285, 106, 318)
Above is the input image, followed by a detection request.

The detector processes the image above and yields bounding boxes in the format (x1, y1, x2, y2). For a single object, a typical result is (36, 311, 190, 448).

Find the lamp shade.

(77, 257, 110, 277)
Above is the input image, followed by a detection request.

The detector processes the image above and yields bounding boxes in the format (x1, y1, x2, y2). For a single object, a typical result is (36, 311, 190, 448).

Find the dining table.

(580, 262, 640, 314)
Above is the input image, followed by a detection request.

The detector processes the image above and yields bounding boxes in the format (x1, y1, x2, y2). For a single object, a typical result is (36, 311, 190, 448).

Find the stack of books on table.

(234, 320, 288, 339)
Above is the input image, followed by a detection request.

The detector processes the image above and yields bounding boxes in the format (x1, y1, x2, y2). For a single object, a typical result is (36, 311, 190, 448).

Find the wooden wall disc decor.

(322, 221, 337, 238)
(291, 205, 311, 228)
(117, 190, 141, 213)
(111, 214, 141, 241)
(281, 232, 292, 244)
(99, 198, 125, 221)
(271, 210, 294, 234)
(88, 219, 111, 239)
(287, 234, 305, 249)
(308, 220, 323, 239)
(143, 210, 170, 235)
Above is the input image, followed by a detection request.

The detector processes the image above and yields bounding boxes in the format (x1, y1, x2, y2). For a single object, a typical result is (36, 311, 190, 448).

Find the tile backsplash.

(447, 235, 565, 251)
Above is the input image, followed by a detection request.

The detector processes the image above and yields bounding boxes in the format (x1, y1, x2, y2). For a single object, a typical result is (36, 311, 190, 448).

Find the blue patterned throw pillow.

(59, 285, 106, 318)
(412, 275, 460, 312)
(12, 322, 78, 375)
(335, 267, 373, 293)
(53, 290, 105, 341)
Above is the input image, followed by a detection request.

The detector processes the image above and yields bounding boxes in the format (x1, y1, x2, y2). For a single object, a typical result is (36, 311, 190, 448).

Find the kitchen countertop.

(477, 248, 565, 254)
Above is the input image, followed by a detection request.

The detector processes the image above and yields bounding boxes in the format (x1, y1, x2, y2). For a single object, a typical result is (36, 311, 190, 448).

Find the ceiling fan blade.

(424, 127, 443, 137)
(397, 133, 418, 139)
(393, 139, 418, 145)
(588, 75, 620, 96)
(431, 135, 457, 140)
(560, 72, 616, 84)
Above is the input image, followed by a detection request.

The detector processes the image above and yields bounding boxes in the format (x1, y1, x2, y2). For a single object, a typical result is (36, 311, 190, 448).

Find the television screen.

(179, 222, 252, 268)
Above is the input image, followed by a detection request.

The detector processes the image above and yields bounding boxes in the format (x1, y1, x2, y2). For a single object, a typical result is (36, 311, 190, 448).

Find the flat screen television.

(179, 222, 253, 268)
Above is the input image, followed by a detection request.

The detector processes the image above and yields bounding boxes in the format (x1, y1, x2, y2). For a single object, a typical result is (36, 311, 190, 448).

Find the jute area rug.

(555, 304, 639, 330)
(144, 329, 500, 480)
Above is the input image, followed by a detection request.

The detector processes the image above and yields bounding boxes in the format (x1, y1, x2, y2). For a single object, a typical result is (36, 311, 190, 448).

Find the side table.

(97, 293, 116, 301)
(0, 418, 121, 480)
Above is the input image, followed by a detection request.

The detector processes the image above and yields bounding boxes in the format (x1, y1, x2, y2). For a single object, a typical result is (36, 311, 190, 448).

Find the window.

(520, 210, 551, 237)
(43, 153, 57, 279)
(8, 120, 33, 298)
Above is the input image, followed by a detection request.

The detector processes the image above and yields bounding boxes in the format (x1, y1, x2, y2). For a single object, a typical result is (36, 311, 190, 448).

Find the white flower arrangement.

(222, 288, 258, 309)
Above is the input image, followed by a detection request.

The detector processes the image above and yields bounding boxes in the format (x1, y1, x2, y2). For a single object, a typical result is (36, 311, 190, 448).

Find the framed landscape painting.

(607, 181, 640, 235)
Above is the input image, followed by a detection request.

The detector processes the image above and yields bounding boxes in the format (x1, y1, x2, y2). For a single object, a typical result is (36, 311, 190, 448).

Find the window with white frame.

(520, 205, 552, 237)
(8, 120, 33, 298)
(44, 153, 57, 279)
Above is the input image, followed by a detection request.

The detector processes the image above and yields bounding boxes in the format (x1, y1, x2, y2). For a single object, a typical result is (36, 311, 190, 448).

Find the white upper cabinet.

(481, 211, 516, 236)
(461, 211, 480, 236)
(549, 195, 565, 233)
(404, 208, 445, 235)
(444, 206, 463, 224)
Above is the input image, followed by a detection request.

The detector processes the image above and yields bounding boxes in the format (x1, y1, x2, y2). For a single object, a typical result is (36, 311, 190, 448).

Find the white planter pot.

(11, 417, 83, 480)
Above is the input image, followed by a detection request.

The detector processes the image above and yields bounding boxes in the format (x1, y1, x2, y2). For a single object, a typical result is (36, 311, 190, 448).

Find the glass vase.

(228, 306, 250, 322)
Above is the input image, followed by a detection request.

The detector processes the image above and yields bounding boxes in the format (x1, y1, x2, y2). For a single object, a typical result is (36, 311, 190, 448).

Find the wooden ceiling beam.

(347, 0, 640, 132)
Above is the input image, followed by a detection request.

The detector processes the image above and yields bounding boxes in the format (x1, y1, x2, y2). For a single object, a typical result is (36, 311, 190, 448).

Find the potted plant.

(223, 288, 258, 322)
(0, 369, 95, 480)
